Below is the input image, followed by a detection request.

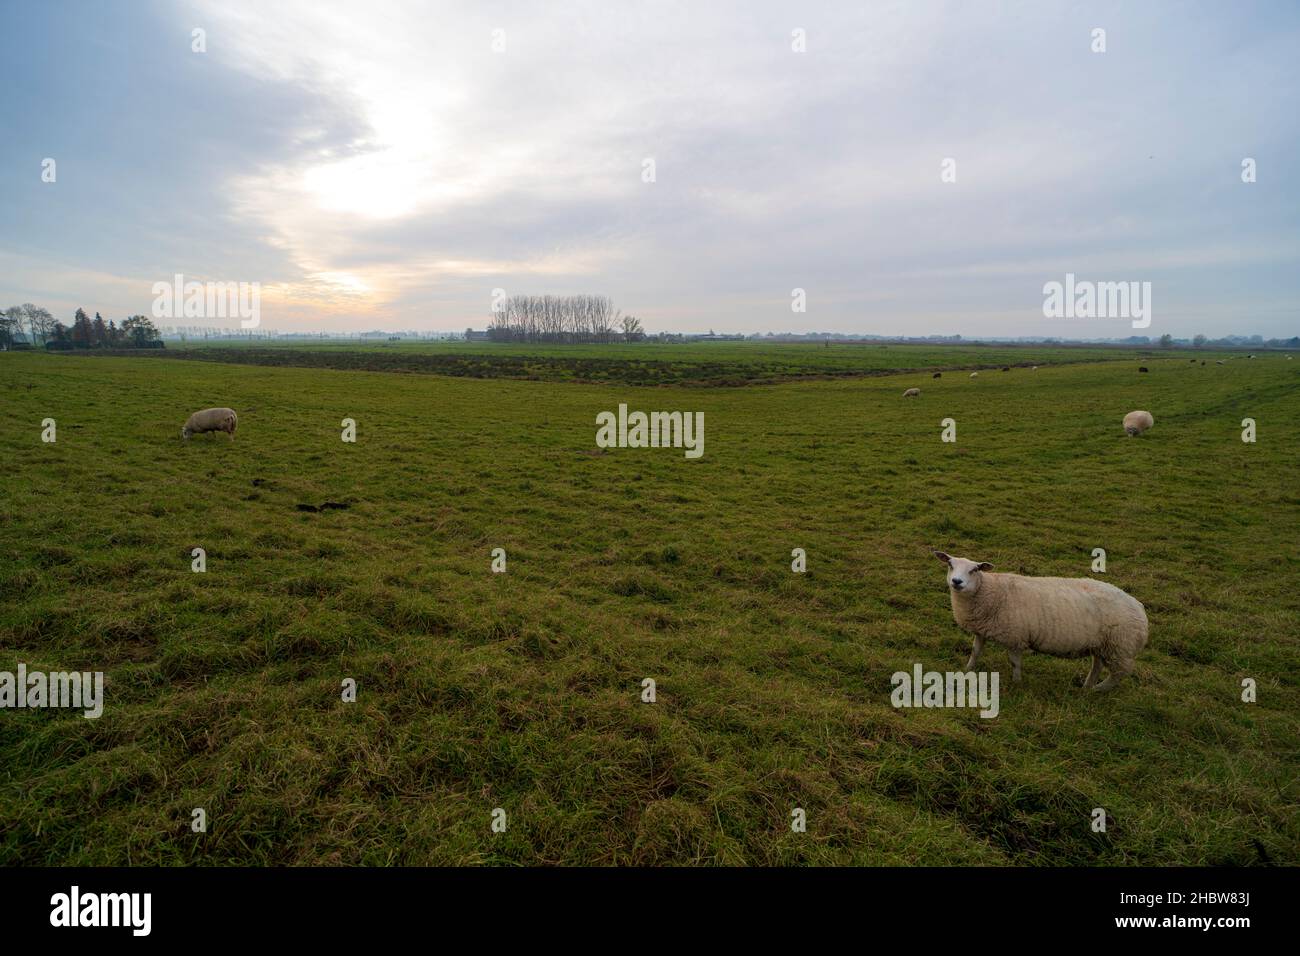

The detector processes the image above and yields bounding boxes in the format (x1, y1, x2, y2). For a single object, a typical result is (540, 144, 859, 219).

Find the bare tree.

(22, 303, 55, 345)
(2, 305, 24, 346)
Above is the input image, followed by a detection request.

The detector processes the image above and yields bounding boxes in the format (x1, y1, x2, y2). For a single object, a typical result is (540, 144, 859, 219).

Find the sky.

(1, 0, 1298, 338)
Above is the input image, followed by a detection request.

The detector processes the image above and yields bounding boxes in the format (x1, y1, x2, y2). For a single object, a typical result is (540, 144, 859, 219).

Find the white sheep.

(969, 371, 979, 378)
(182, 407, 238, 440)
(1123, 413, 1154, 439)
(932, 551, 1148, 691)
(903, 387, 921, 397)
(1123, 410, 1154, 436)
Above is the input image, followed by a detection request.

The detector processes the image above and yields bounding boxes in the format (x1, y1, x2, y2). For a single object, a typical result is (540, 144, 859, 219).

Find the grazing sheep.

(903, 387, 921, 397)
(932, 551, 1148, 691)
(933, 372, 942, 379)
(1248, 354, 1256, 359)
(969, 371, 979, 378)
(1201, 361, 1206, 365)
(1001, 366, 1010, 372)
(1216, 360, 1225, 365)
(1031, 366, 1038, 370)
(1123, 410, 1154, 436)
(1138, 366, 1149, 373)
(182, 407, 238, 440)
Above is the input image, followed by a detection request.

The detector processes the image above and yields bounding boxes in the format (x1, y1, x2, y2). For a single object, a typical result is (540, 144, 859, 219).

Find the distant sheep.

(182, 407, 238, 440)
(933, 551, 1148, 691)
(902, 387, 920, 397)
(1123, 410, 1154, 436)
(1031, 366, 1038, 370)
(932, 372, 942, 379)
(969, 371, 979, 378)
(1001, 366, 1010, 372)
(1216, 360, 1225, 365)
(1138, 366, 1149, 373)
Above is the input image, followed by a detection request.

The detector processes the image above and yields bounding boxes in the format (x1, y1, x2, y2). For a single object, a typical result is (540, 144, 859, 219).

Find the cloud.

(2, 0, 1298, 336)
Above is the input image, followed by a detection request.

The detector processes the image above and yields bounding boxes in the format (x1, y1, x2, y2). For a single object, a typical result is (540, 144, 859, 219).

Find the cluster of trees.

(1, 303, 54, 347)
(1, 305, 163, 349)
(1141, 333, 1299, 349)
(1184, 333, 1300, 349)
(487, 295, 643, 343)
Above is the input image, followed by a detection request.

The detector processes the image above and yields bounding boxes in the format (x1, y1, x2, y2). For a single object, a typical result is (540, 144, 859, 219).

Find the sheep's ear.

(977, 562, 994, 571)
(932, 551, 951, 565)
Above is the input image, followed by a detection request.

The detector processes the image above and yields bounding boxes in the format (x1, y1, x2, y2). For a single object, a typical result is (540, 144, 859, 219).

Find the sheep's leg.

(1091, 657, 1131, 692)
(1083, 655, 1103, 689)
(1007, 648, 1022, 682)
(964, 636, 984, 671)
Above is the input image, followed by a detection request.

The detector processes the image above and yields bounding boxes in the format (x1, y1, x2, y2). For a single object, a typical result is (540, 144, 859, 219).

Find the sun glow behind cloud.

(295, 85, 484, 221)
(195, 0, 662, 318)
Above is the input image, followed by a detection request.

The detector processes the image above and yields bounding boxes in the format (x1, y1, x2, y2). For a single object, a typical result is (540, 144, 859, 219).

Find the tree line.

(1, 305, 163, 350)
(487, 295, 643, 343)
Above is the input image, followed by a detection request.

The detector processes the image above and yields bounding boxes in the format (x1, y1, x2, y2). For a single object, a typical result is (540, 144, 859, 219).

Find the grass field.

(101, 338, 1164, 387)
(1, 344, 1297, 865)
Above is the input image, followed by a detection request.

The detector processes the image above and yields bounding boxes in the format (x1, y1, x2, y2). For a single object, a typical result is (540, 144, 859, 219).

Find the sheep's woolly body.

(951, 572, 1147, 687)
(902, 387, 920, 397)
(183, 407, 238, 439)
(1123, 410, 1154, 436)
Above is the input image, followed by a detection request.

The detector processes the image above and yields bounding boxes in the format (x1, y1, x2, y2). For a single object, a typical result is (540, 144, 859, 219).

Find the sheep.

(1031, 366, 1038, 371)
(969, 371, 979, 378)
(932, 551, 1148, 691)
(1001, 366, 1010, 372)
(182, 407, 238, 440)
(933, 372, 942, 379)
(1216, 360, 1224, 365)
(903, 387, 921, 397)
(1138, 366, 1149, 373)
(1122, 410, 1154, 436)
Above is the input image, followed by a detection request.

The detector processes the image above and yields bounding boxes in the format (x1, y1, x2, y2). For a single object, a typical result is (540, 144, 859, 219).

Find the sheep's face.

(1125, 425, 1139, 436)
(933, 551, 993, 597)
(181, 426, 192, 440)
